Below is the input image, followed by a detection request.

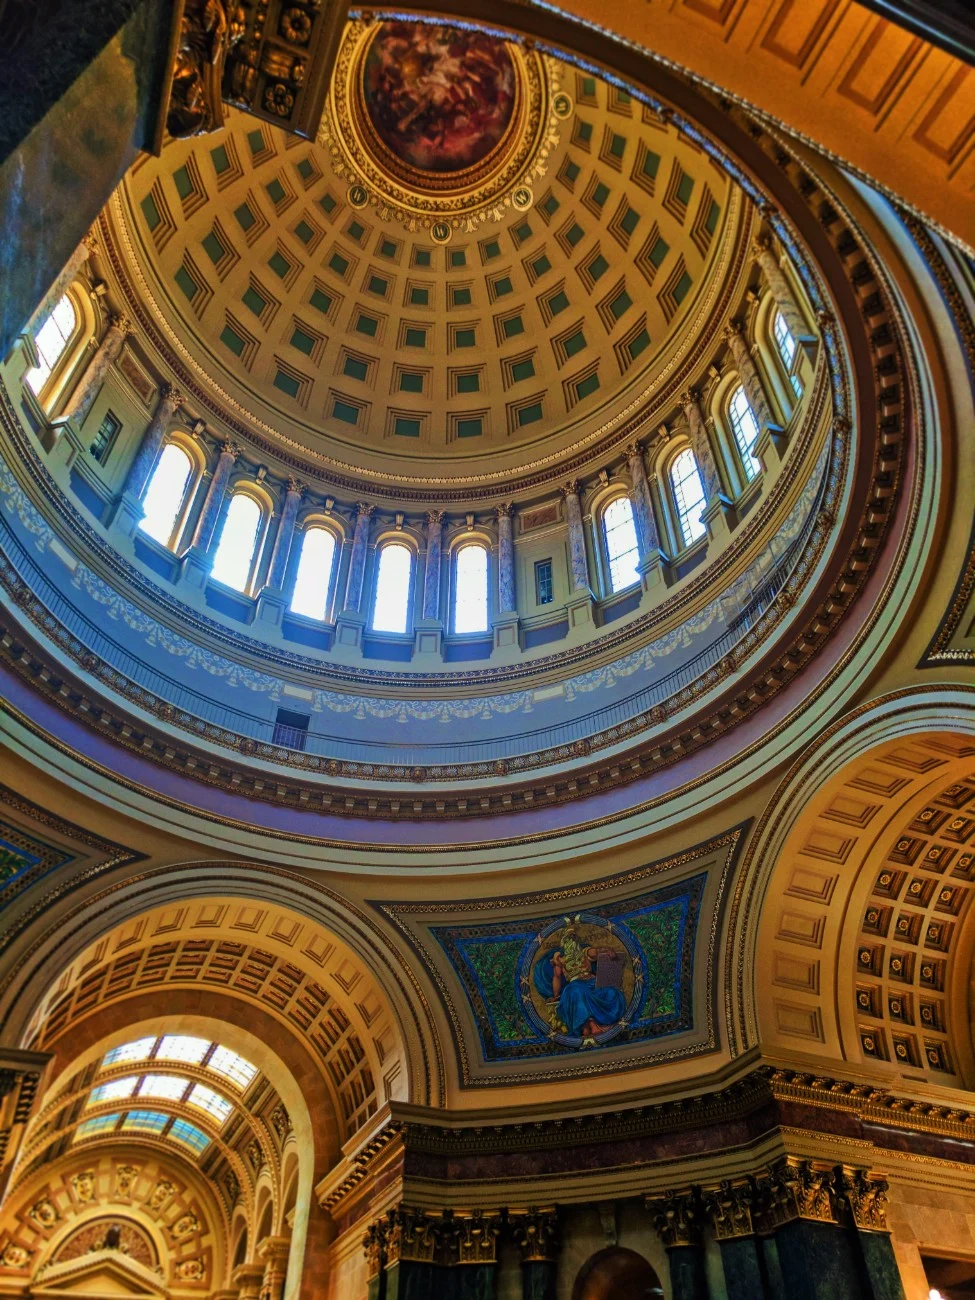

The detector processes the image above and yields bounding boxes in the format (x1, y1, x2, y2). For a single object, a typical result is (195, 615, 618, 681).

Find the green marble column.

(521, 1260, 556, 1300)
(384, 1259, 436, 1300)
(648, 1192, 710, 1300)
(443, 1264, 496, 1299)
(510, 1208, 559, 1300)
(773, 1218, 867, 1300)
(667, 1244, 710, 1300)
(717, 1236, 766, 1299)
(705, 1179, 766, 1299)
(836, 1168, 906, 1300)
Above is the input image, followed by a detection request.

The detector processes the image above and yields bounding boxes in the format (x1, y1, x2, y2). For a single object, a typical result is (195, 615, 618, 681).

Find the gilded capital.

(356, 502, 376, 519)
(560, 480, 581, 500)
(646, 1190, 704, 1248)
(835, 1167, 890, 1233)
(495, 502, 513, 519)
(510, 1208, 558, 1263)
(221, 441, 242, 461)
(703, 1180, 755, 1240)
(285, 477, 305, 498)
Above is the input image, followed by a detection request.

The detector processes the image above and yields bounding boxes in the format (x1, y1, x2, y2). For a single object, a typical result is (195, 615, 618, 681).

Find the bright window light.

(210, 493, 262, 591)
(773, 310, 796, 370)
(728, 385, 761, 481)
(76, 1113, 121, 1140)
(187, 1083, 232, 1124)
(102, 1037, 157, 1068)
(138, 1074, 189, 1102)
(157, 1035, 209, 1066)
(602, 496, 641, 592)
(372, 542, 412, 633)
(121, 1110, 169, 1134)
(87, 1077, 138, 1107)
(453, 544, 489, 634)
(139, 443, 193, 546)
(26, 295, 77, 395)
(670, 449, 707, 547)
(290, 527, 336, 621)
(207, 1045, 258, 1090)
(169, 1118, 211, 1154)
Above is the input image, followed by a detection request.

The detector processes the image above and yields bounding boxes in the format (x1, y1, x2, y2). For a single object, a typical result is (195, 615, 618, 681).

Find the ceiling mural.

(378, 828, 743, 1084)
(433, 874, 703, 1060)
(361, 24, 517, 176)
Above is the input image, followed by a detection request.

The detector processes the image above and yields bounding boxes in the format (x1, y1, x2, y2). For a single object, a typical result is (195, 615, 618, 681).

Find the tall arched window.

(728, 385, 762, 482)
(290, 526, 337, 621)
(372, 542, 412, 633)
(773, 310, 803, 398)
(670, 449, 707, 547)
(139, 442, 193, 547)
(26, 295, 78, 396)
(453, 544, 489, 633)
(210, 493, 262, 592)
(602, 496, 641, 592)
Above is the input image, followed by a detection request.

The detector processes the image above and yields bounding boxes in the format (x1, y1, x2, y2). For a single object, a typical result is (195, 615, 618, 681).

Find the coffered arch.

(739, 690, 975, 1086)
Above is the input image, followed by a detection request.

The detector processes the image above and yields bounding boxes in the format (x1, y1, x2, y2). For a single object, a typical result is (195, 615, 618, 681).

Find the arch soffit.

(732, 691, 975, 1078)
(0, 872, 441, 1112)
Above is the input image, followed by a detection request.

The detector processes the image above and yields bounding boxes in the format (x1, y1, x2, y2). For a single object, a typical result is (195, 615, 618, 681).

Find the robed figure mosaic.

(528, 916, 635, 1047)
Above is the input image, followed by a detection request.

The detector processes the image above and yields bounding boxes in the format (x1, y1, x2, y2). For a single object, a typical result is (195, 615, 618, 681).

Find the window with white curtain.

(210, 493, 262, 592)
(139, 442, 193, 547)
(372, 542, 412, 633)
(728, 385, 762, 481)
(290, 526, 337, 621)
(26, 295, 78, 395)
(773, 310, 803, 398)
(453, 544, 489, 633)
(670, 448, 707, 546)
(602, 496, 641, 592)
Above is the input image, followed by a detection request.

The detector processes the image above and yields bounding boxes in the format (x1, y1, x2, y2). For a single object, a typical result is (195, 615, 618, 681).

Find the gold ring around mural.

(319, 19, 560, 231)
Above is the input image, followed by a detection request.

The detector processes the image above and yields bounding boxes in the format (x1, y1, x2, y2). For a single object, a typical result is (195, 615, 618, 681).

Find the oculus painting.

(362, 22, 516, 174)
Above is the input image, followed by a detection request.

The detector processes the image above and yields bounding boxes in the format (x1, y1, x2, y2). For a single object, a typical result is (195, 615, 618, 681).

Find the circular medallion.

(348, 183, 369, 208)
(430, 220, 452, 244)
(362, 23, 517, 175)
(553, 91, 573, 119)
(320, 19, 562, 231)
(519, 913, 644, 1049)
(511, 185, 533, 211)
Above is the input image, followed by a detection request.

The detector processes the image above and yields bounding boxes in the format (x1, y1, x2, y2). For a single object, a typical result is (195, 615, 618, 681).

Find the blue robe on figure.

(533, 950, 626, 1035)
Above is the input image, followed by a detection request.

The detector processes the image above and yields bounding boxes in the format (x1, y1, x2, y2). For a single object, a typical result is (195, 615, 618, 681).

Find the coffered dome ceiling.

(108, 22, 739, 485)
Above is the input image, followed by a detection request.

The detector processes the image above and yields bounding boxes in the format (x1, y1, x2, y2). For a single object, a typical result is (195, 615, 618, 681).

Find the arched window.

(26, 295, 78, 396)
(773, 310, 803, 398)
(139, 442, 193, 547)
(670, 449, 707, 547)
(728, 385, 762, 482)
(602, 496, 641, 592)
(453, 544, 489, 634)
(372, 542, 412, 633)
(289, 526, 337, 621)
(211, 493, 262, 592)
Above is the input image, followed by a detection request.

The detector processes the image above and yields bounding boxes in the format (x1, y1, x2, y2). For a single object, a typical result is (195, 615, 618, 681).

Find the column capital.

(219, 440, 242, 462)
(703, 1179, 756, 1240)
(355, 502, 375, 519)
(752, 1157, 838, 1232)
(646, 1189, 705, 1248)
(681, 386, 702, 409)
(284, 476, 304, 498)
(835, 1166, 890, 1233)
(384, 1206, 437, 1267)
(624, 441, 647, 463)
(510, 1207, 559, 1262)
(495, 502, 514, 519)
(82, 231, 99, 255)
(257, 1234, 290, 1263)
(363, 1219, 387, 1281)
(752, 231, 773, 256)
(107, 312, 131, 336)
(157, 380, 184, 409)
(560, 479, 581, 500)
(724, 317, 746, 343)
(425, 509, 446, 527)
(441, 1208, 503, 1266)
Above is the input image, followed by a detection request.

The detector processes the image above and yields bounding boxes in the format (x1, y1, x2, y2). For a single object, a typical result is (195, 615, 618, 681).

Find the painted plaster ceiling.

(107, 21, 739, 484)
